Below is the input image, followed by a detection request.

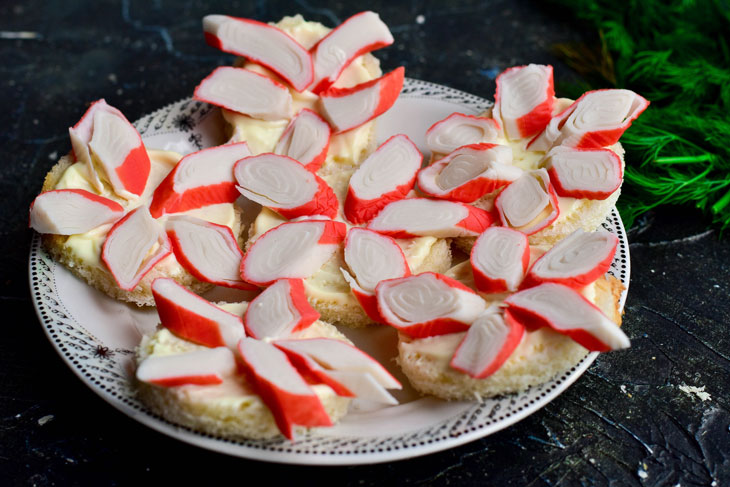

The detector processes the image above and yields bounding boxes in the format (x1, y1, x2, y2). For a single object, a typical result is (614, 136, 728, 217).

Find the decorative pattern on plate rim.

(28, 79, 630, 465)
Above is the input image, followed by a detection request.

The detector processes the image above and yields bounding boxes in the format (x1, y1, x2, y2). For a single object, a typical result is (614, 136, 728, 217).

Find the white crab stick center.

(166, 216, 245, 288)
(152, 278, 244, 349)
(471, 227, 528, 292)
(174, 143, 250, 192)
(369, 199, 473, 238)
(102, 207, 169, 291)
(195, 66, 292, 121)
(344, 228, 408, 292)
(496, 64, 553, 138)
(529, 229, 617, 280)
(377, 273, 486, 327)
(425, 114, 501, 155)
(437, 145, 516, 191)
(496, 169, 557, 235)
(245, 279, 315, 339)
(311, 11, 393, 92)
(506, 283, 630, 350)
(242, 221, 342, 285)
(30, 189, 124, 235)
(349, 134, 422, 200)
(235, 154, 317, 209)
(274, 109, 330, 168)
(238, 338, 314, 395)
(544, 147, 621, 196)
(203, 15, 313, 91)
(136, 347, 236, 386)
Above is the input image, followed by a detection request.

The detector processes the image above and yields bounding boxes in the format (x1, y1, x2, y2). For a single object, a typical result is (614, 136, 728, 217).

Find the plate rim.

(28, 77, 631, 465)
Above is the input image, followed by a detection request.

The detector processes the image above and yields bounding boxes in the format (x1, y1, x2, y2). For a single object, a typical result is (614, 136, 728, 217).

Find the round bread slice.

(135, 316, 352, 440)
(397, 275, 623, 400)
(39, 154, 244, 307)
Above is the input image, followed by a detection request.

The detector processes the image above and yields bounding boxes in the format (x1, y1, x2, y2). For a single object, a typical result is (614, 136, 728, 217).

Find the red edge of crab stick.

(151, 277, 245, 349)
(101, 207, 171, 291)
(309, 11, 394, 94)
(29, 189, 125, 235)
(149, 142, 250, 218)
(494, 64, 555, 139)
(244, 278, 320, 339)
(136, 347, 236, 387)
(319, 67, 405, 134)
(237, 338, 332, 440)
(202, 15, 313, 92)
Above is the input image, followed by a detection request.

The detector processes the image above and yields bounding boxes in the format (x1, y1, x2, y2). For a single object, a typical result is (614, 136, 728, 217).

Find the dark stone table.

(2, 1, 728, 485)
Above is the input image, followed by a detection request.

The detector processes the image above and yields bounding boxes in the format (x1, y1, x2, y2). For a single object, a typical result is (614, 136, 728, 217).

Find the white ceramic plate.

(29, 79, 630, 465)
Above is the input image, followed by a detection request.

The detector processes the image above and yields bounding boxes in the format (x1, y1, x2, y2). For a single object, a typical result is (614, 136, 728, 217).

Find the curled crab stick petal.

(505, 283, 630, 352)
(203, 15, 313, 92)
(309, 11, 394, 93)
(29, 189, 124, 235)
(417, 143, 521, 202)
(543, 146, 623, 200)
(101, 207, 171, 291)
(344, 134, 422, 224)
(493, 64, 555, 139)
(234, 154, 338, 219)
(244, 278, 319, 340)
(194, 66, 292, 121)
(274, 109, 331, 172)
(522, 229, 618, 289)
(151, 277, 245, 349)
(149, 142, 251, 218)
(450, 306, 525, 378)
(240, 220, 346, 287)
(166, 215, 257, 291)
(136, 347, 237, 387)
(237, 338, 332, 440)
(376, 272, 487, 338)
(470, 227, 530, 294)
(425, 113, 501, 156)
(319, 67, 404, 133)
(69, 99, 151, 197)
(494, 169, 559, 236)
(368, 198, 492, 239)
(528, 89, 650, 151)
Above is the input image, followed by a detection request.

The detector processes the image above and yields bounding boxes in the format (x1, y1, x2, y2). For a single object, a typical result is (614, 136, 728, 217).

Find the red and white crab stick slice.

(522, 229, 618, 290)
(528, 89, 650, 151)
(274, 109, 331, 172)
(494, 169, 559, 236)
(344, 134, 422, 224)
(505, 283, 630, 352)
(309, 11, 394, 94)
(340, 228, 410, 322)
(166, 215, 256, 291)
(101, 207, 171, 291)
(319, 67, 404, 133)
(244, 278, 319, 340)
(234, 154, 338, 219)
(493, 64, 555, 140)
(470, 227, 530, 294)
(202, 15, 313, 92)
(425, 113, 501, 156)
(194, 66, 292, 121)
(69, 99, 151, 198)
(149, 142, 251, 218)
(240, 220, 346, 287)
(376, 272, 487, 338)
(450, 307, 525, 378)
(368, 198, 492, 239)
(151, 278, 245, 349)
(543, 146, 623, 200)
(275, 338, 401, 404)
(29, 189, 125, 235)
(237, 338, 332, 440)
(417, 143, 521, 203)
(136, 347, 237, 387)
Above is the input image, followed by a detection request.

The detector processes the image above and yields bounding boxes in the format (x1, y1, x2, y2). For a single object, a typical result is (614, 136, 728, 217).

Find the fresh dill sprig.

(550, 0, 730, 230)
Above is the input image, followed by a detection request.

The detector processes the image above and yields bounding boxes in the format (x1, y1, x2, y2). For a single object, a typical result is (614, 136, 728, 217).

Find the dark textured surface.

(2, 1, 729, 485)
